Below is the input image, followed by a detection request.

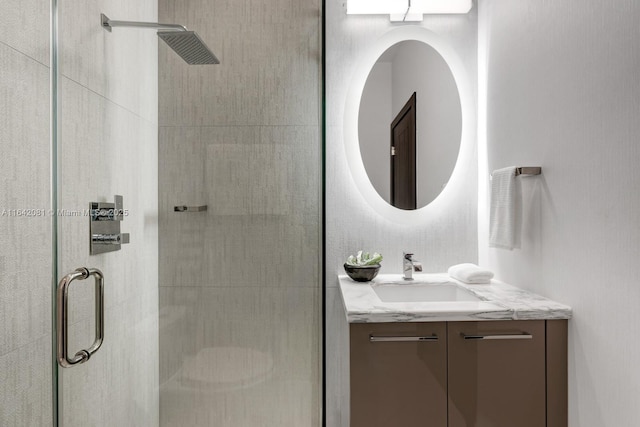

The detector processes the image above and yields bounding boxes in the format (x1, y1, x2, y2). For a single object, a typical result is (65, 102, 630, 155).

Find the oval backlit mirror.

(358, 40, 462, 210)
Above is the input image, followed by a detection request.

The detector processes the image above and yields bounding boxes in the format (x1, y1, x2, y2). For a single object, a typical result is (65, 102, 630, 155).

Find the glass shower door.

(54, 1, 160, 425)
(155, 0, 322, 424)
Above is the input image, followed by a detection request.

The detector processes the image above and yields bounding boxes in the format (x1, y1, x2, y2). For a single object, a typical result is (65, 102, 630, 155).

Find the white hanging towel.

(489, 166, 519, 249)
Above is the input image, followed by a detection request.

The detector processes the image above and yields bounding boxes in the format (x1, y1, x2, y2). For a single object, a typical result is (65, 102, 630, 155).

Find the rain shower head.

(101, 13, 220, 65)
(157, 31, 219, 65)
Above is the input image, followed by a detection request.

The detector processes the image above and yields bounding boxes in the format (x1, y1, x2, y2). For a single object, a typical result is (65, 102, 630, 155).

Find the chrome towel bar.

(174, 205, 207, 212)
(490, 166, 541, 179)
(515, 166, 541, 176)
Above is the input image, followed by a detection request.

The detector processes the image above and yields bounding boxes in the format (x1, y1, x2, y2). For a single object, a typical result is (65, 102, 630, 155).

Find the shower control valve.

(89, 195, 130, 255)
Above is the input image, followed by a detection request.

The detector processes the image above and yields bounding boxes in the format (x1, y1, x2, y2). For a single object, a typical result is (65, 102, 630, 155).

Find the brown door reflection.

(390, 92, 417, 210)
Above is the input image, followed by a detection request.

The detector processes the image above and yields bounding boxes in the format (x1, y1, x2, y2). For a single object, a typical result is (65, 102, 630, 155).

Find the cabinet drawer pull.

(370, 335, 438, 342)
(461, 332, 532, 340)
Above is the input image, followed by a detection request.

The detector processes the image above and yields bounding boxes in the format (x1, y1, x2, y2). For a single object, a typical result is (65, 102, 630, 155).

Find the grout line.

(0, 332, 52, 359)
(0, 40, 50, 69)
(59, 74, 158, 128)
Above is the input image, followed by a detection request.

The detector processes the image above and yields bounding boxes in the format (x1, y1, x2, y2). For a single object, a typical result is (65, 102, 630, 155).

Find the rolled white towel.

(448, 263, 494, 284)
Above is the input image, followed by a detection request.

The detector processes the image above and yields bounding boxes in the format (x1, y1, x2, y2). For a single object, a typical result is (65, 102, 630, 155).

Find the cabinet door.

(350, 322, 447, 427)
(448, 320, 546, 427)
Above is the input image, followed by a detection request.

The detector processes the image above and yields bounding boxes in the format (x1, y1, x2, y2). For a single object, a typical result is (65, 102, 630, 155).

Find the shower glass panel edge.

(50, 0, 60, 424)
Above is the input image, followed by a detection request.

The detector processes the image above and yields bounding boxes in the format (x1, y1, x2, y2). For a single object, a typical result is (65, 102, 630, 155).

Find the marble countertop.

(338, 273, 572, 323)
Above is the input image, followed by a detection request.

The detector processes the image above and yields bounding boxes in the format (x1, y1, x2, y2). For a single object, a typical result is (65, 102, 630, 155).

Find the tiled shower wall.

(157, 0, 322, 426)
(0, 1, 51, 425)
(1, 0, 160, 425)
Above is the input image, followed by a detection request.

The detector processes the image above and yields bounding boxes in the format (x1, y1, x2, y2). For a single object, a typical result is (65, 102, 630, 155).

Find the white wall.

(359, 62, 392, 202)
(326, 4, 478, 426)
(479, 1, 640, 425)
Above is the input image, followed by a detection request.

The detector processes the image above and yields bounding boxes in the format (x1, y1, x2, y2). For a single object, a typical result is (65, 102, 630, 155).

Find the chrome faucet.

(403, 252, 423, 280)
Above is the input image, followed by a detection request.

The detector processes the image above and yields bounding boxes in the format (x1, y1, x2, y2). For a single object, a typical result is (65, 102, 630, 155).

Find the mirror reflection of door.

(390, 92, 416, 210)
(358, 40, 462, 210)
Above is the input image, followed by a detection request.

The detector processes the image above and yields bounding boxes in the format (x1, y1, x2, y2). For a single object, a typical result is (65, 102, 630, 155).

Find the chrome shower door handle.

(56, 267, 105, 368)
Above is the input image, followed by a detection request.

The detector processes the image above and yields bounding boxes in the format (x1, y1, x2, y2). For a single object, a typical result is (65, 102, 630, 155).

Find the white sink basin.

(372, 283, 483, 303)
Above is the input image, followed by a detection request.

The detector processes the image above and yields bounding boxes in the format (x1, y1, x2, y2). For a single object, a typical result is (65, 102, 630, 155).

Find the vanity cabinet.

(350, 322, 448, 427)
(448, 320, 546, 427)
(349, 320, 567, 427)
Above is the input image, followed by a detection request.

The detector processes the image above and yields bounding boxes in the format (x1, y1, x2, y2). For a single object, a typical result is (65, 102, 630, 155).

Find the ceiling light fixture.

(346, 0, 472, 22)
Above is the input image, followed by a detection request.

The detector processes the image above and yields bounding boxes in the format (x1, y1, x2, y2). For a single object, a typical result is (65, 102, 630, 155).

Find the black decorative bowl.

(344, 264, 381, 282)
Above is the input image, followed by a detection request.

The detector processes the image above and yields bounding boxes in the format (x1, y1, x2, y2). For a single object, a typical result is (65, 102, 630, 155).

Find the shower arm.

(99, 13, 220, 65)
(101, 14, 187, 33)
